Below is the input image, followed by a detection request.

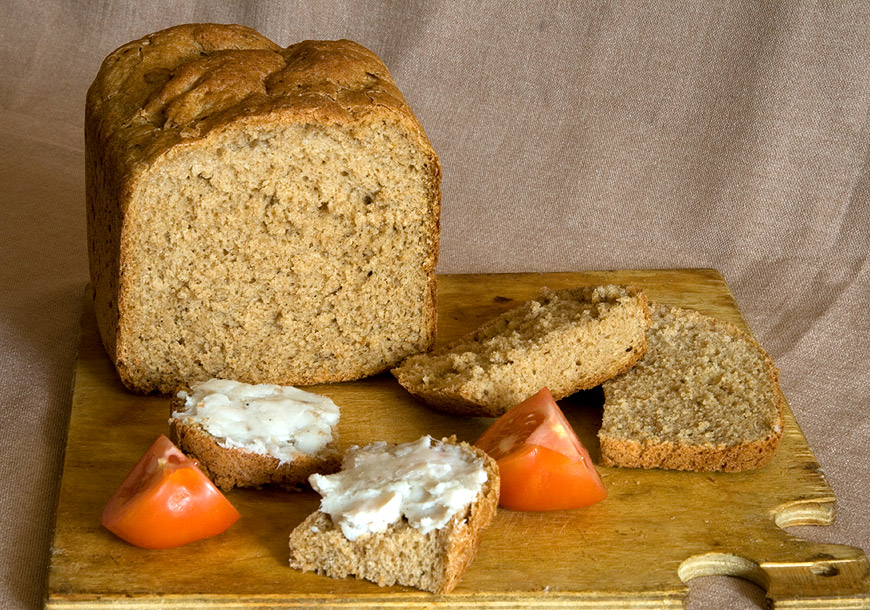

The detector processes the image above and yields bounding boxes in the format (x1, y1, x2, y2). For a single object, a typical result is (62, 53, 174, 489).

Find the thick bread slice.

(86, 24, 441, 394)
(169, 390, 341, 491)
(599, 303, 785, 472)
(391, 285, 651, 417)
(288, 441, 499, 594)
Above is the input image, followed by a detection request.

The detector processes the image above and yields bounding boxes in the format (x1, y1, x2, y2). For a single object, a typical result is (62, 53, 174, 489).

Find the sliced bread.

(391, 285, 651, 417)
(86, 24, 441, 394)
(169, 378, 341, 490)
(288, 436, 499, 594)
(599, 304, 785, 472)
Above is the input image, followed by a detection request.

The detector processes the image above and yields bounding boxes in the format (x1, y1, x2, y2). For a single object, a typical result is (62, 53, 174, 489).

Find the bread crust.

(599, 430, 783, 472)
(86, 24, 441, 393)
(600, 304, 786, 472)
(288, 440, 499, 594)
(169, 395, 341, 491)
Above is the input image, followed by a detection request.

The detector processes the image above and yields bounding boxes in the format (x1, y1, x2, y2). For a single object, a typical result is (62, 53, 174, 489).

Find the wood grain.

(46, 270, 870, 608)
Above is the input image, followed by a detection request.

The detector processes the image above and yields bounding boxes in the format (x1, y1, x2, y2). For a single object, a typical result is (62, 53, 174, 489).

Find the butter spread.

(309, 436, 488, 541)
(172, 378, 340, 463)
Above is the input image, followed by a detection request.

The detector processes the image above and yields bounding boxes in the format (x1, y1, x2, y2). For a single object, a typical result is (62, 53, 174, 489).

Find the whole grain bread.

(169, 384, 341, 491)
(391, 285, 651, 417)
(288, 440, 499, 594)
(599, 303, 785, 472)
(169, 416, 341, 492)
(86, 24, 441, 394)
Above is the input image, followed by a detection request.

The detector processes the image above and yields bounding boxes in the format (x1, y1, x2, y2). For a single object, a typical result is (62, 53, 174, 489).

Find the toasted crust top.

(86, 23, 438, 199)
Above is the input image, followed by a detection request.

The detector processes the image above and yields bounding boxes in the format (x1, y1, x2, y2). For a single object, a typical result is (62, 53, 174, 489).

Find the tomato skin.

(475, 388, 607, 512)
(101, 435, 240, 549)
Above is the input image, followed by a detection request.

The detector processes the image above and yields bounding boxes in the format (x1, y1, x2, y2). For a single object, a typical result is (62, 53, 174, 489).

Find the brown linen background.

(1, 1, 867, 608)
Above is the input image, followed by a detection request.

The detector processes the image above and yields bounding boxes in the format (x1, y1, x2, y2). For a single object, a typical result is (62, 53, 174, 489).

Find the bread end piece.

(288, 443, 499, 594)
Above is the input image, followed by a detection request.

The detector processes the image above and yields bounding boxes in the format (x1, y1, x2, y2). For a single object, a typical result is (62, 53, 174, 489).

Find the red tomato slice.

(475, 387, 607, 511)
(101, 435, 241, 549)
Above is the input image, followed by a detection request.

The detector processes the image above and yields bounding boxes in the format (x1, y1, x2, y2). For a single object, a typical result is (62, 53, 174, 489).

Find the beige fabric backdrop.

(1, 1, 867, 608)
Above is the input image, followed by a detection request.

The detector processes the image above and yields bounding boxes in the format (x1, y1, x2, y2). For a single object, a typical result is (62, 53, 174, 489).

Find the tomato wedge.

(101, 435, 241, 549)
(475, 387, 607, 511)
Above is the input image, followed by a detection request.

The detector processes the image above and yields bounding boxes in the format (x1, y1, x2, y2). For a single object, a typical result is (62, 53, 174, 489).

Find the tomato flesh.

(101, 435, 240, 549)
(475, 387, 606, 511)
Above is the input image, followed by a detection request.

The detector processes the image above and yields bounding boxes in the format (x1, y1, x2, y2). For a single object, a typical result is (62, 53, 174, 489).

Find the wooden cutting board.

(46, 269, 870, 609)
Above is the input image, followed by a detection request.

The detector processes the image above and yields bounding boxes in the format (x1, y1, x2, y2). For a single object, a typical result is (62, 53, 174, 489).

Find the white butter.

(172, 378, 340, 463)
(309, 436, 488, 541)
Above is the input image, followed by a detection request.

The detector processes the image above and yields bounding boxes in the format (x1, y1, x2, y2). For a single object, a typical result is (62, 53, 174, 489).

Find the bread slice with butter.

(288, 436, 499, 594)
(169, 378, 341, 490)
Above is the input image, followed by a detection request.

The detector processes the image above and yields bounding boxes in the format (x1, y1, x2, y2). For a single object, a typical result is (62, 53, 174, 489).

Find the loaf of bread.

(288, 436, 499, 594)
(391, 285, 651, 417)
(86, 24, 441, 394)
(169, 378, 341, 490)
(599, 304, 785, 471)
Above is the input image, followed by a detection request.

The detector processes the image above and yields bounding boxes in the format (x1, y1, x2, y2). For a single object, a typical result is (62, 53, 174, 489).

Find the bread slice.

(86, 24, 441, 394)
(391, 285, 651, 417)
(288, 437, 499, 594)
(599, 303, 785, 472)
(169, 379, 341, 490)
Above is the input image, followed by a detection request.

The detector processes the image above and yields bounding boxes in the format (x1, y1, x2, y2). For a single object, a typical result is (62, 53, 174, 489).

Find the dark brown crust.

(86, 24, 441, 394)
(288, 440, 499, 594)
(600, 304, 786, 472)
(169, 395, 341, 491)
(393, 287, 651, 417)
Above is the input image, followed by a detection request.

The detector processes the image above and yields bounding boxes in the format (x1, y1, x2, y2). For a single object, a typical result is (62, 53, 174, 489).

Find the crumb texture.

(288, 442, 499, 594)
(599, 303, 785, 471)
(86, 24, 440, 394)
(392, 285, 651, 416)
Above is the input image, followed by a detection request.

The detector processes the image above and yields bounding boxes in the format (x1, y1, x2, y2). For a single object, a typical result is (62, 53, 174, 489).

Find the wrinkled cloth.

(0, 2, 867, 609)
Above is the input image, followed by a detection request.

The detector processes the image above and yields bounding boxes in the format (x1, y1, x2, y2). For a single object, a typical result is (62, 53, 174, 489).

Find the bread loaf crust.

(86, 24, 441, 393)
